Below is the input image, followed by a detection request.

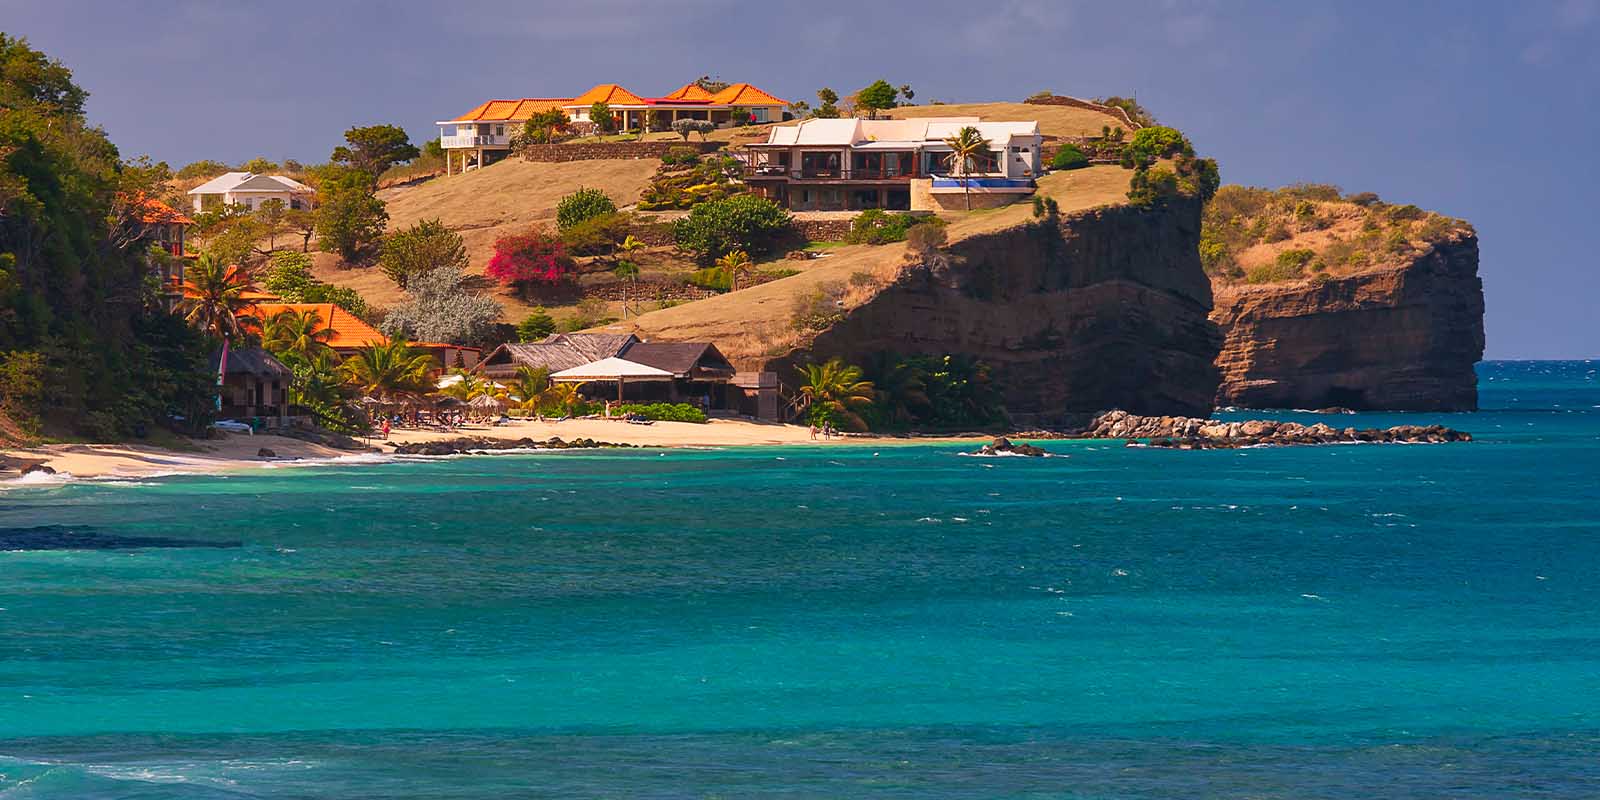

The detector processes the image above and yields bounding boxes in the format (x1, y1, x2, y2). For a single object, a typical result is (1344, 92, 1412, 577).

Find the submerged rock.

(1077, 410, 1470, 449)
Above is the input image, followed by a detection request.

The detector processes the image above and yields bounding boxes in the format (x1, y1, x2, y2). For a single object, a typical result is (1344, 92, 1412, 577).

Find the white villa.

(187, 172, 315, 213)
(435, 81, 789, 174)
(744, 117, 1043, 212)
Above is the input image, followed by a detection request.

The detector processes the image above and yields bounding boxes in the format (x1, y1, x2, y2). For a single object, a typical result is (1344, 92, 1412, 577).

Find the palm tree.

(545, 382, 581, 417)
(439, 368, 486, 401)
(797, 357, 877, 431)
(715, 249, 754, 291)
(942, 126, 992, 211)
(510, 365, 553, 417)
(340, 336, 434, 402)
(181, 253, 259, 341)
(614, 235, 645, 318)
(263, 307, 333, 367)
(864, 353, 930, 428)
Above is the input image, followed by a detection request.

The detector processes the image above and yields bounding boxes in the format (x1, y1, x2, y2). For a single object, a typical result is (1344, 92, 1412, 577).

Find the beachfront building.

(214, 347, 292, 426)
(476, 332, 778, 417)
(247, 301, 480, 375)
(187, 172, 315, 213)
(436, 82, 788, 173)
(744, 117, 1042, 212)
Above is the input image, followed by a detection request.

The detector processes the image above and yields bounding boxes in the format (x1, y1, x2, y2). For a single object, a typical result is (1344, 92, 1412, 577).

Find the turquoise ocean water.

(1, 360, 1596, 798)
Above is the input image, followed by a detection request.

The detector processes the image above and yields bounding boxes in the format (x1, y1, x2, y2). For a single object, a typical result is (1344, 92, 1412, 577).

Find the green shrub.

(517, 308, 556, 341)
(1276, 248, 1316, 270)
(1346, 191, 1382, 207)
(661, 147, 701, 166)
(614, 402, 707, 423)
(1245, 262, 1299, 283)
(673, 194, 793, 262)
(1124, 126, 1192, 167)
(843, 209, 934, 245)
(1127, 166, 1180, 207)
(1050, 144, 1089, 170)
(1293, 200, 1316, 221)
(757, 268, 800, 281)
(688, 266, 732, 292)
(555, 187, 617, 232)
(560, 211, 632, 256)
(1262, 221, 1291, 243)
(1385, 204, 1425, 223)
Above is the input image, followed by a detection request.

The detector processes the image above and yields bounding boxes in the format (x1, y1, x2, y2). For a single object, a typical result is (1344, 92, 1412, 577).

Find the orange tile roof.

(661, 83, 715, 102)
(709, 83, 787, 107)
(453, 98, 572, 122)
(251, 303, 385, 350)
(570, 83, 647, 106)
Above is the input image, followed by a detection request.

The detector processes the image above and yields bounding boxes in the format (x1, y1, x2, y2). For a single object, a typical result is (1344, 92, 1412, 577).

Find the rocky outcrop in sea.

(1079, 409, 1470, 448)
(1210, 233, 1485, 411)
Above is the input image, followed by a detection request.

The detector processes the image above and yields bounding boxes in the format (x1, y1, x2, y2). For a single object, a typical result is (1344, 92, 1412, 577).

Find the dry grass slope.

(609, 165, 1134, 363)
(308, 158, 659, 314)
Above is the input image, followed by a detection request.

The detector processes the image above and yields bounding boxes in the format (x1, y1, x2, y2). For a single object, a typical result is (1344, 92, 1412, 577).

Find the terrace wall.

(519, 141, 725, 163)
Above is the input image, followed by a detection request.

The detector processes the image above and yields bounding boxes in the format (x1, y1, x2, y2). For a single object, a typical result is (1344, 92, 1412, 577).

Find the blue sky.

(4, 0, 1596, 358)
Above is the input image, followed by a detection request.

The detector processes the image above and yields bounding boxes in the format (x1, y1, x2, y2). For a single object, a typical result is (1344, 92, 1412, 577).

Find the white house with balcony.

(744, 117, 1042, 212)
(187, 172, 315, 213)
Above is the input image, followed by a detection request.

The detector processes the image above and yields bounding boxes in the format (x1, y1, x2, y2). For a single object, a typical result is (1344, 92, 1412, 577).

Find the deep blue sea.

(1, 360, 1596, 798)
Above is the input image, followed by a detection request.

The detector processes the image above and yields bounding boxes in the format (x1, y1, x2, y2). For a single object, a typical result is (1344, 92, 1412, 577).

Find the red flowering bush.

(485, 229, 576, 298)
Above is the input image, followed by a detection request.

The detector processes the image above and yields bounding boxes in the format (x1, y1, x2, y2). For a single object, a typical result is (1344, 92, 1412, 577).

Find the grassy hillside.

(610, 165, 1135, 363)
(1202, 185, 1473, 286)
(309, 158, 660, 317)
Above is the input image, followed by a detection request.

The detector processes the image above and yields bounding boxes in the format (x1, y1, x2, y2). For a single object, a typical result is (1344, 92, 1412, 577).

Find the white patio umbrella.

(550, 357, 674, 402)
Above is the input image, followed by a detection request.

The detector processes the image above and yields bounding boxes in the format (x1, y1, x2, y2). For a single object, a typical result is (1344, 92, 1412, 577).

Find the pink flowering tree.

(485, 229, 576, 299)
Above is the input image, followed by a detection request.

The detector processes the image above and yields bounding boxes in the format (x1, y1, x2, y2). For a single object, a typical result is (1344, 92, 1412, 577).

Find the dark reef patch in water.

(0, 525, 241, 551)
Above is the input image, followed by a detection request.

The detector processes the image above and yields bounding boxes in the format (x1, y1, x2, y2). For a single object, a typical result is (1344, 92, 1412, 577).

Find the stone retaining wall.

(519, 141, 725, 163)
(792, 218, 854, 242)
(1024, 94, 1144, 130)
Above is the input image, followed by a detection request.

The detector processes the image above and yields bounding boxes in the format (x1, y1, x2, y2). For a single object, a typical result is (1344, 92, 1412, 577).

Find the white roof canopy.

(549, 357, 674, 383)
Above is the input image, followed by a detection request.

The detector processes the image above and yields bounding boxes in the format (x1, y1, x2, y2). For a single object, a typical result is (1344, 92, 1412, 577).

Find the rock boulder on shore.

(1078, 409, 1470, 449)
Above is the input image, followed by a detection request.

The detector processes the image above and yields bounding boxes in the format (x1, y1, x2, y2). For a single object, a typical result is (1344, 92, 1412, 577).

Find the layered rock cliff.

(1210, 233, 1484, 411)
(772, 199, 1222, 425)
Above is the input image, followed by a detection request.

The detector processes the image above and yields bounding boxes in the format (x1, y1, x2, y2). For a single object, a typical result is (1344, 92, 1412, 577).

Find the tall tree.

(257, 198, 287, 251)
(330, 124, 420, 178)
(855, 80, 900, 116)
(589, 102, 616, 134)
(814, 87, 841, 119)
(262, 307, 334, 367)
(942, 126, 993, 211)
(340, 337, 433, 401)
(316, 169, 389, 263)
(797, 358, 876, 431)
(181, 254, 260, 342)
(613, 235, 645, 318)
(379, 218, 467, 288)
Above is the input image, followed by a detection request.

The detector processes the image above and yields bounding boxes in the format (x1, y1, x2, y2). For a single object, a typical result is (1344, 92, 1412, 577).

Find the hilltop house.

(744, 117, 1042, 211)
(436, 82, 788, 173)
(187, 172, 315, 213)
(475, 332, 777, 417)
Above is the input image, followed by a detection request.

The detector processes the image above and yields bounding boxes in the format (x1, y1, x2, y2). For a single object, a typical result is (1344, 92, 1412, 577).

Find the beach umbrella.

(468, 394, 505, 411)
(433, 396, 466, 408)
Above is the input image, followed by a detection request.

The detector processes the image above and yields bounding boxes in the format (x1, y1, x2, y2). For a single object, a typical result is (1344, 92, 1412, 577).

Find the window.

(496, 125, 504, 136)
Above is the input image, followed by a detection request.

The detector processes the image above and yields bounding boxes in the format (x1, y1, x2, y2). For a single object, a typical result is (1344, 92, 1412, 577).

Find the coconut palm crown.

(942, 126, 993, 211)
(181, 253, 260, 341)
(798, 357, 877, 431)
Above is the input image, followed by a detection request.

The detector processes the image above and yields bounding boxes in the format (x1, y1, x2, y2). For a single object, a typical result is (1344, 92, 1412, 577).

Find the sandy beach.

(1, 418, 975, 482)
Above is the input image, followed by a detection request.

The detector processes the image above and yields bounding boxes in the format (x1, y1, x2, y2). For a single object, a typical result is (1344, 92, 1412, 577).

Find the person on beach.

(809, 423, 817, 440)
(381, 419, 391, 440)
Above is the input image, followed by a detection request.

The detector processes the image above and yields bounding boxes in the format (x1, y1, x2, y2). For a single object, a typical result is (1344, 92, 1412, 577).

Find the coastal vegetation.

(672, 195, 792, 262)
(1201, 183, 1473, 283)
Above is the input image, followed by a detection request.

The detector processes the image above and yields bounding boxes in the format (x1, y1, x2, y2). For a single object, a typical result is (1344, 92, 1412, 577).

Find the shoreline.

(1, 418, 986, 483)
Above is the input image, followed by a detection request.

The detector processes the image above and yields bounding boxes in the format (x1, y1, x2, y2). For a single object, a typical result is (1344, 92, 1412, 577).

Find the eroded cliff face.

(770, 199, 1222, 425)
(1210, 234, 1484, 411)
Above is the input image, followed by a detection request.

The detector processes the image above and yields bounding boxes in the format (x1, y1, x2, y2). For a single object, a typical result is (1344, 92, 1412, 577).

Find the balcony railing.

(749, 165, 918, 181)
(441, 133, 509, 149)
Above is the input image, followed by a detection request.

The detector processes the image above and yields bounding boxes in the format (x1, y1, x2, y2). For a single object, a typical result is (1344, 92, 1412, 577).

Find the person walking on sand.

(809, 423, 818, 440)
(381, 418, 391, 440)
